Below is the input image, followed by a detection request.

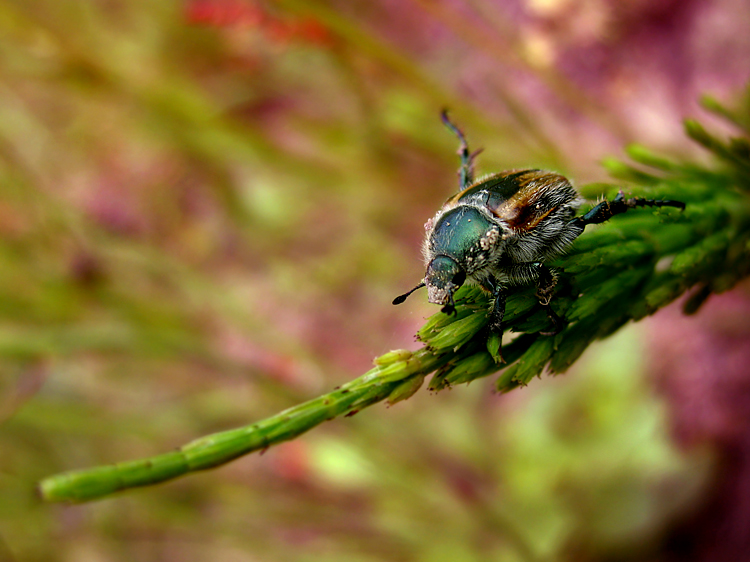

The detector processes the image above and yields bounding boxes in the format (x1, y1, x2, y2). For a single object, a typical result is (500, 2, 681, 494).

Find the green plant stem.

(39, 349, 446, 502)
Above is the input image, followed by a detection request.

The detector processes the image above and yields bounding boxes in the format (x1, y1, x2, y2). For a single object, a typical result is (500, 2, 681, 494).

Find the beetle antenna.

(392, 283, 425, 305)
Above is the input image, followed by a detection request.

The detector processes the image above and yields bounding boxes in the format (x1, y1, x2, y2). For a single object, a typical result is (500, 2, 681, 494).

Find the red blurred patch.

(184, 0, 331, 46)
(272, 441, 312, 483)
(216, 326, 313, 389)
(185, 0, 264, 28)
(648, 286, 750, 561)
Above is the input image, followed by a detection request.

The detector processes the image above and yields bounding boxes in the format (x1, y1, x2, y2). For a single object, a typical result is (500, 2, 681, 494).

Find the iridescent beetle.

(394, 112, 684, 352)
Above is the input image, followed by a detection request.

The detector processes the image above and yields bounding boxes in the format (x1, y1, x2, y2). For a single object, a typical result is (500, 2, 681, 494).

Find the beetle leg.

(571, 191, 685, 229)
(441, 110, 482, 190)
(501, 262, 565, 336)
(540, 306, 564, 336)
(534, 263, 565, 336)
(534, 263, 557, 306)
(490, 288, 506, 333)
(480, 276, 506, 333)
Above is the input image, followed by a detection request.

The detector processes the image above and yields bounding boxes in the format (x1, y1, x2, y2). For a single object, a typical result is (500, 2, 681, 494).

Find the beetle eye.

(452, 270, 466, 286)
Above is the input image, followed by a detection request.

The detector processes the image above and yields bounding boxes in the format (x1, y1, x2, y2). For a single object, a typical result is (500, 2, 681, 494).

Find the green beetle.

(394, 112, 684, 347)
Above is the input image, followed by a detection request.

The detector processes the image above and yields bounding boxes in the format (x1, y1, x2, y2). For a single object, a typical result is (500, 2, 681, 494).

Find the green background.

(2, 1, 749, 560)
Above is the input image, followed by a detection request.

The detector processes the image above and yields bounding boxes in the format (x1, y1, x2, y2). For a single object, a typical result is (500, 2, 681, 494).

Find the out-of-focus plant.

(3, 1, 750, 561)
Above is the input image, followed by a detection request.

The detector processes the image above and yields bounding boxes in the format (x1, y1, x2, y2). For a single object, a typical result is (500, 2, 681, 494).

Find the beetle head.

(425, 255, 466, 314)
(391, 255, 466, 314)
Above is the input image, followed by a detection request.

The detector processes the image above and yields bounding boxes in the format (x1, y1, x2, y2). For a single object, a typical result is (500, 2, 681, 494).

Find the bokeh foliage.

(1, 0, 749, 561)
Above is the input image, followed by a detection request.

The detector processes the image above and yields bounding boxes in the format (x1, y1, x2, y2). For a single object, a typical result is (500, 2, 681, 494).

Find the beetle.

(393, 111, 685, 355)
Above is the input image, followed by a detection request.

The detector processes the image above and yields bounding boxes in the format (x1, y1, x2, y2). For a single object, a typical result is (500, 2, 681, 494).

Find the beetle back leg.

(571, 191, 685, 229)
(441, 110, 482, 190)
(491, 262, 566, 336)
(534, 263, 557, 306)
(534, 263, 566, 336)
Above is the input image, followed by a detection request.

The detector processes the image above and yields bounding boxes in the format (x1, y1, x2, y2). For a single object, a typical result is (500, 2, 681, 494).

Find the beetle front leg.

(490, 287, 507, 333)
(481, 276, 506, 333)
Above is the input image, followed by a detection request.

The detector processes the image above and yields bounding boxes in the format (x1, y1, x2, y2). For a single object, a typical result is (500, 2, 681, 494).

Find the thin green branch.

(40, 348, 447, 502)
(39, 107, 750, 503)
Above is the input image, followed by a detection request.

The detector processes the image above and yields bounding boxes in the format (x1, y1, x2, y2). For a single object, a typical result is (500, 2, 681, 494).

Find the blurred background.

(1, 0, 750, 560)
